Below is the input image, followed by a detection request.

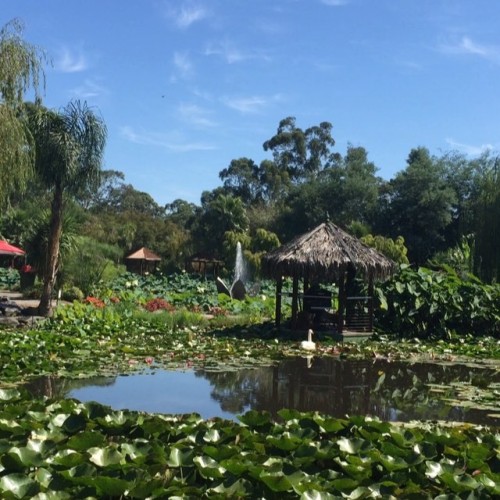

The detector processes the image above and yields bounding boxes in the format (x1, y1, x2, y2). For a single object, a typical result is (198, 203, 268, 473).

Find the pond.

(26, 356, 500, 426)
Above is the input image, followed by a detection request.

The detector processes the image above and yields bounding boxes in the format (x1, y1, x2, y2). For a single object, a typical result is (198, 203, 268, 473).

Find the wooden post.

(337, 273, 345, 334)
(291, 275, 299, 329)
(368, 275, 374, 333)
(275, 276, 282, 329)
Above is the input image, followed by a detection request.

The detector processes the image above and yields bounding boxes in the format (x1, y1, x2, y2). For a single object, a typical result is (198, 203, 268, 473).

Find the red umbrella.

(0, 240, 25, 256)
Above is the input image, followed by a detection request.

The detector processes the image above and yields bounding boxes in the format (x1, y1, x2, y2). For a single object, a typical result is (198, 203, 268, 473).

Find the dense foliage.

(1, 277, 499, 497)
(0, 267, 19, 289)
(0, 388, 498, 498)
(375, 266, 500, 339)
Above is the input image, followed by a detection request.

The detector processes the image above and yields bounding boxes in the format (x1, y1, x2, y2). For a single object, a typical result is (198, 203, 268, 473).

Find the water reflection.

(26, 357, 500, 426)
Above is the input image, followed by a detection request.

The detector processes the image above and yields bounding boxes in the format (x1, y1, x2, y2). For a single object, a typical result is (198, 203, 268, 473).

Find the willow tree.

(27, 101, 107, 316)
(0, 19, 46, 207)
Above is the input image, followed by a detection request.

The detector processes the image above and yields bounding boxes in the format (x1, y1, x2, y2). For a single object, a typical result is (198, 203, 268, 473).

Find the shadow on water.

(26, 357, 500, 425)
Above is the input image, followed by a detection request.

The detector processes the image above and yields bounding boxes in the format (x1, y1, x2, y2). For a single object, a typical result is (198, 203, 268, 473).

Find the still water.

(27, 357, 500, 426)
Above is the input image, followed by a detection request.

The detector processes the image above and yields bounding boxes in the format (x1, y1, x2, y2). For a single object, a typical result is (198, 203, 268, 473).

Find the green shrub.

(62, 286, 84, 301)
(375, 265, 500, 339)
(0, 267, 19, 290)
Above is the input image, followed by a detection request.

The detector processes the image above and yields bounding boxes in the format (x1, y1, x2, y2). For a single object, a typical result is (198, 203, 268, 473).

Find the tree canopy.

(0, 19, 47, 207)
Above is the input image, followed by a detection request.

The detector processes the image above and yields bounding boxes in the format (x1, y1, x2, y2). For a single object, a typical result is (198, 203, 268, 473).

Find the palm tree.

(27, 100, 107, 316)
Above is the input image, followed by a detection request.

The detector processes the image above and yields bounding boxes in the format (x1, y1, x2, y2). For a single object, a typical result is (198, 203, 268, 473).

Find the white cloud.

(69, 79, 108, 99)
(55, 46, 88, 73)
(166, 2, 208, 28)
(445, 138, 496, 156)
(396, 60, 424, 72)
(120, 126, 216, 152)
(321, 0, 349, 6)
(177, 103, 217, 127)
(173, 51, 194, 79)
(204, 40, 270, 64)
(440, 36, 500, 64)
(205, 40, 246, 64)
(222, 94, 282, 114)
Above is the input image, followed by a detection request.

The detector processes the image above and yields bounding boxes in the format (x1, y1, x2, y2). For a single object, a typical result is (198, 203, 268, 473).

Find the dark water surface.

(27, 357, 500, 426)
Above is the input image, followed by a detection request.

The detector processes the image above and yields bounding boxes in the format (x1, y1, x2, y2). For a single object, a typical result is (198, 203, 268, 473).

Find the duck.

(300, 329, 316, 351)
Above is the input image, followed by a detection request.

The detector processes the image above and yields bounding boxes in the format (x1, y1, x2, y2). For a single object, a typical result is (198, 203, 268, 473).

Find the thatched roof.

(262, 222, 396, 281)
(125, 247, 161, 261)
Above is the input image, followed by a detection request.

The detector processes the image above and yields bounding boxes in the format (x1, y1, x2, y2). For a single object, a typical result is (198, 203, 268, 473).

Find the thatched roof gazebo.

(262, 222, 396, 338)
(125, 247, 161, 275)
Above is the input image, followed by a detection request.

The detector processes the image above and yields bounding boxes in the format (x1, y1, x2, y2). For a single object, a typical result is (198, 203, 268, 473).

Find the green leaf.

(34, 467, 52, 488)
(6, 446, 43, 468)
(66, 430, 106, 451)
(0, 473, 39, 498)
(301, 491, 337, 500)
(167, 446, 194, 467)
(51, 449, 85, 468)
(193, 455, 226, 479)
(373, 372, 386, 392)
(267, 432, 302, 451)
(330, 477, 360, 492)
(439, 472, 479, 493)
(203, 428, 221, 443)
(209, 477, 252, 496)
(88, 446, 124, 467)
(62, 463, 96, 480)
(93, 476, 130, 496)
(62, 413, 87, 434)
(0, 389, 21, 401)
(425, 461, 443, 479)
(378, 453, 409, 472)
(337, 437, 370, 455)
(313, 415, 346, 433)
(238, 410, 272, 427)
(259, 471, 293, 492)
(120, 441, 152, 462)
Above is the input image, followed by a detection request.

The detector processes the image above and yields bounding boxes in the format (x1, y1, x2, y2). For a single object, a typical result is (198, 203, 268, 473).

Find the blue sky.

(3, 0, 499, 205)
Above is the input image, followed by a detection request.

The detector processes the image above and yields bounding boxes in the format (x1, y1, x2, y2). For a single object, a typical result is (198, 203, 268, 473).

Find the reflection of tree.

(25, 361, 500, 426)
(25, 376, 117, 399)
(369, 361, 500, 425)
(199, 358, 376, 419)
(197, 369, 274, 413)
(198, 358, 500, 425)
(269, 357, 374, 418)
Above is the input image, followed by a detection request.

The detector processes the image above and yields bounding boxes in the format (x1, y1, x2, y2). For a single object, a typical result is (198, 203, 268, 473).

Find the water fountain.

(216, 241, 248, 300)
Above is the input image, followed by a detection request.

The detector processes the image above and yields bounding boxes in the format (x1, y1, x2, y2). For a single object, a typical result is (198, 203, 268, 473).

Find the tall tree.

(0, 19, 46, 207)
(94, 183, 163, 216)
(383, 147, 457, 264)
(341, 145, 380, 225)
(194, 193, 249, 257)
(219, 157, 262, 204)
(263, 117, 339, 183)
(473, 154, 499, 282)
(27, 101, 107, 316)
(165, 198, 199, 228)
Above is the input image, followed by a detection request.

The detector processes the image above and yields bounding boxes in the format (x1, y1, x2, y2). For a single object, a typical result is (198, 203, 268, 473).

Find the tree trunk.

(38, 184, 63, 316)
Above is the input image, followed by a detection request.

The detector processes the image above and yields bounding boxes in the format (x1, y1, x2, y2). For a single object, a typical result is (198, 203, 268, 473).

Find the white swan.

(305, 354, 314, 368)
(300, 329, 316, 351)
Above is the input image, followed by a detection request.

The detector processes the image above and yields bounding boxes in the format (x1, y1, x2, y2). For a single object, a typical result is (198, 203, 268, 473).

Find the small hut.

(262, 222, 396, 339)
(0, 240, 26, 269)
(187, 254, 224, 277)
(125, 247, 161, 275)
